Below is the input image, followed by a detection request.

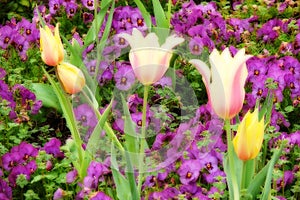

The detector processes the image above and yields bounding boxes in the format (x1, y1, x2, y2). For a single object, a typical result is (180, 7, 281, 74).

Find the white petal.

(161, 35, 184, 50)
(189, 59, 210, 86)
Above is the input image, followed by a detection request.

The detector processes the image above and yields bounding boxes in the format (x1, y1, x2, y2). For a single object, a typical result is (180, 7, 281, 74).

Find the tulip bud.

(232, 108, 264, 161)
(39, 24, 64, 66)
(56, 62, 85, 94)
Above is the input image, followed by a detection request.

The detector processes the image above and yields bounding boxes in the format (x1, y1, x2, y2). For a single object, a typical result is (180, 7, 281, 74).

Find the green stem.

(241, 161, 247, 190)
(225, 119, 240, 200)
(81, 89, 124, 152)
(137, 85, 150, 196)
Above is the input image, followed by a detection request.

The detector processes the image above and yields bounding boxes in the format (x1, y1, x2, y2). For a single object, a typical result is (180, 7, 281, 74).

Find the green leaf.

(152, 0, 169, 28)
(84, 2, 111, 46)
(121, 94, 139, 154)
(111, 145, 132, 200)
(31, 83, 61, 113)
(86, 99, 113, 155)
(247, 143, 284, 199)
(133, 0, 152, 29)
(261, 143, 285, 200)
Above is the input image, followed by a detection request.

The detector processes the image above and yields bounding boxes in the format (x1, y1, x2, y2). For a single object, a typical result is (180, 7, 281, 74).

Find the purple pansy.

(177, 159, 201, 185)
(90, 191, 112, 200)
(114, 62, 136, 91)
(43, 138, 64, 158)
(0, 179, 12, 200)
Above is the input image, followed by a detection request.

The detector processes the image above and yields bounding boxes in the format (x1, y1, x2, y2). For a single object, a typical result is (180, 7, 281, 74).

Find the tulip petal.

(189, 59, 210, 86)
(161, 35, 185, 50)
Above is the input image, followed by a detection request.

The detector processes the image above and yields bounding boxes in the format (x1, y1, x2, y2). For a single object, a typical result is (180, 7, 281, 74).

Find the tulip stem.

(137, 84, 150, 196)
(241, 161, 247, 190)
(225, 119, 240, 200)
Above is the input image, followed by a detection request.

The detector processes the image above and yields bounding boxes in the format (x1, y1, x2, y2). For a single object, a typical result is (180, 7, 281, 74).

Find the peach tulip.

(119, 28, 184, 85)
(57, 62, 85, 94)
(232, 108, 264, 161)
(40, 24, 64, 66)
(189, 48, 252, 119)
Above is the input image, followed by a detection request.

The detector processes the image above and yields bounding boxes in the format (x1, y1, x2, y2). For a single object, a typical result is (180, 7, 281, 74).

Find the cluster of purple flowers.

(0, 18, 39, 60)
(0, 68, 42, 123)
(0, 138, 65, 199)
(54, 159, 111, 200)
(171, 1, 300, 56)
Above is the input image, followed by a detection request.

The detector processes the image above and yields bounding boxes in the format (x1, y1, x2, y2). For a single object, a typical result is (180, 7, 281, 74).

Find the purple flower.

(0, 25, 15, 49)
(2, 152, 22, 171)
(74, 103, 97, 128)
(49, 0, 62, 15)
(177, 159, 201, 185)
(16, 18, 39, 43)
(90, 191, 112, 200)
(0, 179, 12, 200)
(83, 12, 94, 24)
(43, 138, 64, 158)
(53, 188, 65, 200)
(8, 165, 30, 187)
(114, 62, 136, 91)
(85, 161, 110, 189)
(66, 169, 78, 183)
(82, 0, 94, 10)
(148, 187, 179, 200)
(189, 37, 204, 55)
(65, 2, 78, 18)
(276, 170, 295, 191)
(257, 19, 284, 42)
(11, 141, 38, 160)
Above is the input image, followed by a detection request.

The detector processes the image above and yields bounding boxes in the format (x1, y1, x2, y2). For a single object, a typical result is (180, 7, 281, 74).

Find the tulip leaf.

(133, 0, 152, 29)
(86, 99, 113, 156)
(246, 142, 284, 199)
(152, 0, 169, 29)
(84, 1, 111, 46)
(111, 144, 132, 200)
(261, 142, 284, 200)
(121, 94, 139, 154)
(31, 83, 61, 113)
(124, 146, 140, 200)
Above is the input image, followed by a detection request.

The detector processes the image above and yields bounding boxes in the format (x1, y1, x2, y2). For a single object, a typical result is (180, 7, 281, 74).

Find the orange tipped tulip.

(57, 62, 85, 94)
(189, 48, 252, 119)
(119, 28, 184, 85)
(232, 108, 264, 161)
(40, 24, 64, 66)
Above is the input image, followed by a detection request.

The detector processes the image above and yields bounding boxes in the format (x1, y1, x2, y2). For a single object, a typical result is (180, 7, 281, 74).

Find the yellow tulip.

(40, 24, 64, 66)
(119, 28, 184, 85)
(232, 108, 264, 161)
(56, 62, 85, 94)
(190, 48, 252, 119)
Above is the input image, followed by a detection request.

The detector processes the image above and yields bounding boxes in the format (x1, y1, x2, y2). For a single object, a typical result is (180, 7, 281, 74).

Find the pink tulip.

(39, 24, 64, 66)
(190, 48, 252, 119)
(56, 62, 85, 94)
(119, 28, 184, 85)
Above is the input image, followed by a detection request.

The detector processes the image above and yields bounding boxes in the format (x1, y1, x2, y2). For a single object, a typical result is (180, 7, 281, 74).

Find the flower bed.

(0, 0, 299, 199)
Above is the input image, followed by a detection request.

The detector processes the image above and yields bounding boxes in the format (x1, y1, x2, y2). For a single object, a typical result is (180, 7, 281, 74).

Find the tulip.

(56, 62, 85, 94)
(119, 28, 184, 85)
(232, 108, 264, 161)
(189, 48, 252, 119)
(40, 24, 64, 66)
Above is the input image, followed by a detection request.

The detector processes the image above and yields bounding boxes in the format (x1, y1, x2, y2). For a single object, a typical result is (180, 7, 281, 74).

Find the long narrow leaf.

(121, 94, 139, 154)
(133, 0, 152, 29)
(247, 143, 284, 199)
(111, 145, 132, 200)
(152, 0, 169, 28)
(86, 100, 113, 155)
(261, 143, 284, 200)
